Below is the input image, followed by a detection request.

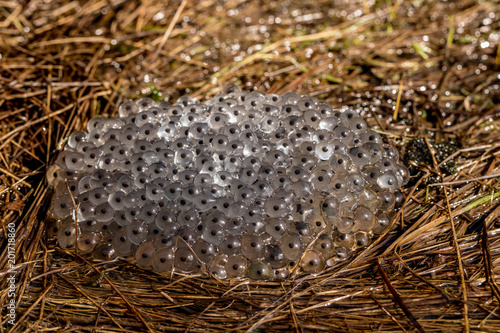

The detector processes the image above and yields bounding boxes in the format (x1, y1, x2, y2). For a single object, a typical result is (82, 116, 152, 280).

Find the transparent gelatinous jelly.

(47, 85, 408, 280)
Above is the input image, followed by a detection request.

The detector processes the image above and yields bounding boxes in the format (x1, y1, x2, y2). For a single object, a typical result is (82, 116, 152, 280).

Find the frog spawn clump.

(46, 85, 408, 281)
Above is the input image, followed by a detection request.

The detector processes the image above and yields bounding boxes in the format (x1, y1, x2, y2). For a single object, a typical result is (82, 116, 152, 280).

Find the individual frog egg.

(314, 235, 336, 259)
(378, 189, 395, 211)
(155, 209, 177, 231)
(394, 164, 410, 187)
(300, 250, 326, 274)
(148, 222, 162, 238)
(264, 198, 288, 218)
(77, 201, 95, 221)
(108, 192, 126, 210)
(144, 183, 164, 201)
(135, 97, 156, 111)
(77, 232, 100, 253)
(98, 155, 118, 171)
(193, 193, 216, 213)
(201, 223, 225, 245)
(164, 182, 182, 200)
(88, 129, 106, 147)
(308, 215, 327, 234)
(246, 260, 273, 280)
(265, 149, 287, 167)
(152, 246, 174, 272)
(188, 122, 209, 139)
(375, 157, 397, 173)
(348, 116, 368, 135)
(271, 174, 292, 190)
(95, 202, 114, 223)
(123, 206, 141, 225)
(93, 243, 117, 260)
(291, 180, 312, 200)
(334, 232, 354, 249)
(265, 218, 288, 240)
(174, 149, 195, 168)
(354, 231, 371, 248)
(114, 210, 131, 227)
(139, 203, 159, 224)
(177, 226, 200, 245)
(192, 239, 217, 264)
(394, 190, 404, 207)
(225, 255, 247, 278)
(336, 216, 354, 234)
(253, 180, 273, 199)
(207, 113, 228, 130)
(79, 218, 100, 233)
(226, 202, 246, 219)
(101, 139, 120, 155)
(280, 233, 302, 260)
(112, 228, 135, 255)
(130, 160, 147, 178)
(363, 142, 384, 163)
(332, 126, 353, 143)
(219, 235, 242, 255)
(57, 220, 77, 249)
(272, 267, 290, 281)
(260, 115, 279, 133)
(329, 154, 352, 173)
(131, 189, 149, 207)
(177, 208, 200, 228)
(135, 241, 156, 269)
(238, 167, 258, 185)
(376, 172, 399, 191)
(66, 131, 88, 149)
(266, 244, 287, 268)
(52, 195, 74, 219)
(346, 173, 365, 192)
(118, 100, 139, 117)
(64, 152, 86, 171)
(349, 147, 371, 168)
(193, 173, 212, 189)
(112, 144, 132, 161)
(241, 234, 266, 260)
(116, 175, 134, 194)
(209, 264, 228, 280)
(358, 186, 380, 210)
(321, 196, 340, 220)
(153, 232, 174, 250)
(148, 163, 168, 180)
(157, 123, 177, 141)
(353, 205, 375, 232)
(373, 212, 392, 234)
(382, 144, 399, 160)
(310, 171, 331, 192)
(174, 247, 199, 272)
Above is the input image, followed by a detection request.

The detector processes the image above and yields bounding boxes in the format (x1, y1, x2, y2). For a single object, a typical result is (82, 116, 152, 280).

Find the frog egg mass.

(46, 85, 408, 281)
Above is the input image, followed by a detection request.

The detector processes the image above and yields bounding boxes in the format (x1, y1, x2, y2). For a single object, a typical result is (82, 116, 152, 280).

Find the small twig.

(377, 258, 425, 333)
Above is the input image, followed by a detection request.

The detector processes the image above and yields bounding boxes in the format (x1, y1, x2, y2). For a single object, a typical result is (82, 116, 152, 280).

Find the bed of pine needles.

(1, 0, 500, 332)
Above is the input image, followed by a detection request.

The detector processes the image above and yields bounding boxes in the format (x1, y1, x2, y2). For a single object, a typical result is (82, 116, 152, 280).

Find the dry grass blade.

(377, 258, 425, 333)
